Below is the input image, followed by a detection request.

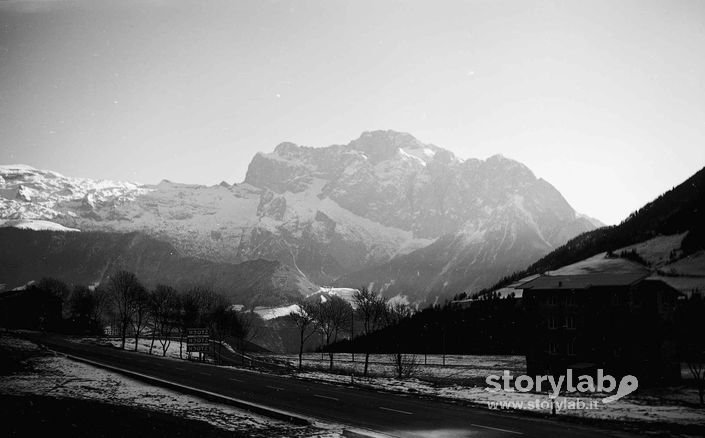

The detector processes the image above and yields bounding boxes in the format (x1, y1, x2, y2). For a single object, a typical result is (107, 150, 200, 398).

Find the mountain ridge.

(1, 130, 599, 302)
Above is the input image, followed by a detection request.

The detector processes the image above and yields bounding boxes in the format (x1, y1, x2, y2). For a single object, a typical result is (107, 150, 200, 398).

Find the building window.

(548, 295, 559, 306)
(567, 339, 576, 356)
(548, 315, 558, 329)
(566, 294, 576, 307)
(548, 342, 559, 355)
(611, 292, 620, 306)
(632, 293, 642, 306)
(565, 315, 576, 329)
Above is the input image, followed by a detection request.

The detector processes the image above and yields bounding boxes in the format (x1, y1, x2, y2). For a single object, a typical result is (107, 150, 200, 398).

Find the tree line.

(288, 287, 418, 379)
(0, 271, 259, 362)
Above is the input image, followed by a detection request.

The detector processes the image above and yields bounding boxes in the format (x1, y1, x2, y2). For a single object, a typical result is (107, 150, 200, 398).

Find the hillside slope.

(0, 228, 317, 306)
(482, 165, 705, 294)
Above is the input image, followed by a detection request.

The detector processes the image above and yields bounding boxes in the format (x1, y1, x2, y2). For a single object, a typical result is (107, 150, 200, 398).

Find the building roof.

(494, 287, 523, 299)
(519, 272, 649, 290)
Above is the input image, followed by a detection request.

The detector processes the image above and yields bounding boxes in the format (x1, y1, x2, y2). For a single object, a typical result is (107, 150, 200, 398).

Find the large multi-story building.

(520, 271, 680, 383)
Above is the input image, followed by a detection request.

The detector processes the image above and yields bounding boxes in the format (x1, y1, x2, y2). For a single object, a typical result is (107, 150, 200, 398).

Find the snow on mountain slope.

(1, 131, 599, 302)
(254, 304, 301, 321)
(547, 253, 650, 276)
(0, 219, 79, 232)
(0, 165, 149, 220)
(0, 164, 427, 285)
(250, 286, 360, 323)
(538, 232, 705, 297)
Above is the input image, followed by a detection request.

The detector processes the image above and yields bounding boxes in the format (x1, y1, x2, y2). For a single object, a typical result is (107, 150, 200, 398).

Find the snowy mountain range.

(0, 130, 600, 303)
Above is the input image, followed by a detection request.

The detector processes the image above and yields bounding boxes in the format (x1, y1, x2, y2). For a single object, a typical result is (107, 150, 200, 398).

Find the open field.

(271, 352, 526, 384)
(266, 352, 705, 428)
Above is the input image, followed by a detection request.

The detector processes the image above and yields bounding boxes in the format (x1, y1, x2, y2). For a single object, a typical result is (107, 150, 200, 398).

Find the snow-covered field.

(269, 353, 705, 427)
(272, 353, 525, 382)
(0, 334, 340, 437)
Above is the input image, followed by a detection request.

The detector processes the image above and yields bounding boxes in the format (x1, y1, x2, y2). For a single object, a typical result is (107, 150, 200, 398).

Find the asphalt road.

(25, 334, 639, 438)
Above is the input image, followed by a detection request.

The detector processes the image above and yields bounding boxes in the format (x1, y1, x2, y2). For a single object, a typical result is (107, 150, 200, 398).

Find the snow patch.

(0, 219, 80, 232)
(253, 304, 301, 321)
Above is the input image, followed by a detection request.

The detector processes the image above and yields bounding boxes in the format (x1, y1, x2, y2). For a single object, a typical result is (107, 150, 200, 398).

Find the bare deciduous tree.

(383, 302, 418, 379)
(317, 295, 352, 370)
(68, 285, 107, 333)
(289, 300, 319, 370)
(353, 287, 386, 376)
(149, 284, 180, 357)
(209, 301, 234, 364)
(107, 270, 144, 350)
(130, 285, 150, 351)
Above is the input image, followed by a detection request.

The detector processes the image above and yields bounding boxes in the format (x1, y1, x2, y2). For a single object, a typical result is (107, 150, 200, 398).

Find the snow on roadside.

(0, 334, 42, 351)
(74, 336, 187, 360)
(0, 334, 341, 437)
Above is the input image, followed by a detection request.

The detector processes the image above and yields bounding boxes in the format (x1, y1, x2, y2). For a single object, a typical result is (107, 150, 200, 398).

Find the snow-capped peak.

(0, 164, 150, 221)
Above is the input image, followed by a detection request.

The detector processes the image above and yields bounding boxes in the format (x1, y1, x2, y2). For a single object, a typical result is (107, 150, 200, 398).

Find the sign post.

(186, 328, 210, 360)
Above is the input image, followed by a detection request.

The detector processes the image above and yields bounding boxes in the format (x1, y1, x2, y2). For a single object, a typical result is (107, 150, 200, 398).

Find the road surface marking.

(470, 424, 523, 435)
(198, 371, 211, 376)
(229, 378, 243, 383)
(313, 394, 339, 401)
(378, 406, 413, 415)
(266, 385, 285, 391)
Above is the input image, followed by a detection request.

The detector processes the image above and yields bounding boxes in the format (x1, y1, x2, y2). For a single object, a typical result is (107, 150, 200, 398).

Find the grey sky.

(1, 0, 704, 225)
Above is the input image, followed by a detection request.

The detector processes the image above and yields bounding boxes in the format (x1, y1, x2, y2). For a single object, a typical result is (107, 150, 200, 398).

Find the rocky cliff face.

(0, 130, 598, 303)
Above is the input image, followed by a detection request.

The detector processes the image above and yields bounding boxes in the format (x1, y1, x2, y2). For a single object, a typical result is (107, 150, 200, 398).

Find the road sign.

(186, 327, 210, 353)
(187, 328, 209, 337)
(187, 344, 211, 353)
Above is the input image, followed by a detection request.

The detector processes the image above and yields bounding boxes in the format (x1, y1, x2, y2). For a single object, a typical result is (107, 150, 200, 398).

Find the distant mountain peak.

(273, 141, 301, 154)
(357, 129, 418, 142)
(2, 130, 600, 304)
(348, 130, 452, 165)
